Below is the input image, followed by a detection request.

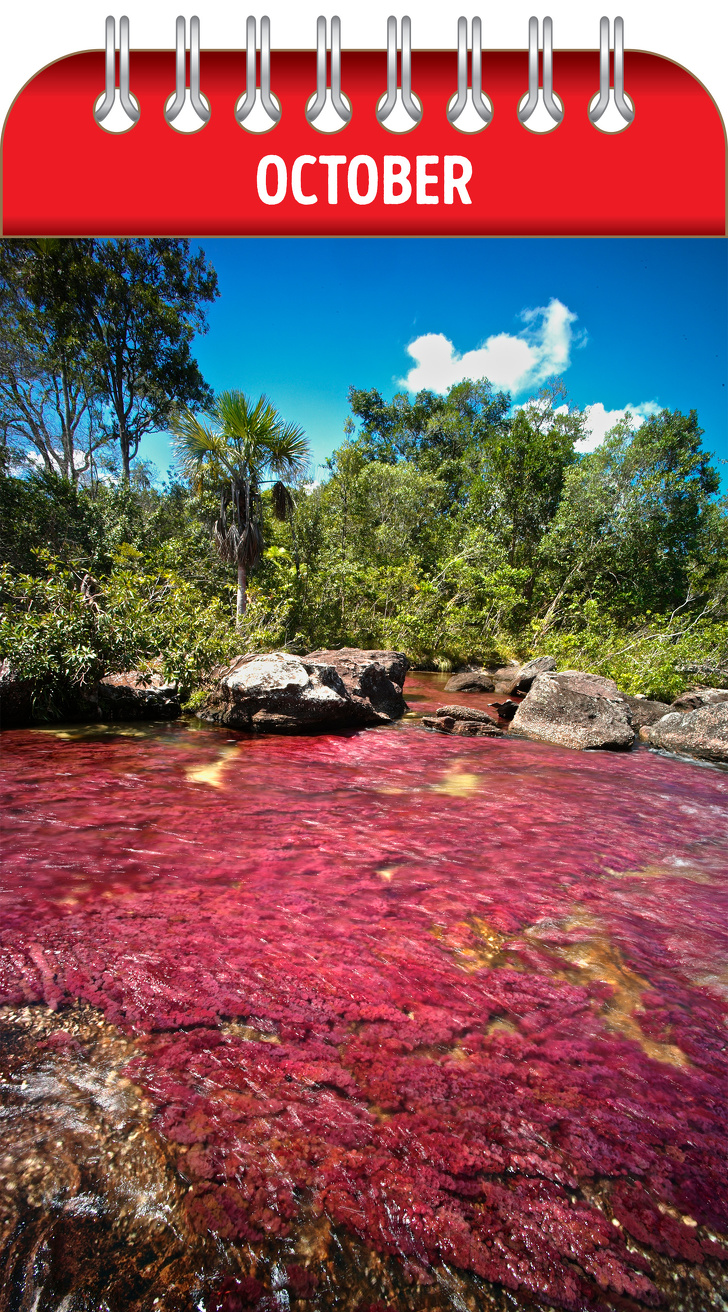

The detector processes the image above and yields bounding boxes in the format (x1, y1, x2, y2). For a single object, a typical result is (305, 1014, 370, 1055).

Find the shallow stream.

(1, 673, 727, 1311)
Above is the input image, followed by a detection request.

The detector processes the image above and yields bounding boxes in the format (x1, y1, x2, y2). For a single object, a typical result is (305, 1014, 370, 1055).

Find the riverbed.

(1, 672, 727, 1311)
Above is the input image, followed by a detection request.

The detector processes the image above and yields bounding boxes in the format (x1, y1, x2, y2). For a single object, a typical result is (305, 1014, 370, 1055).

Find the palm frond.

(271, 480, 296, 521)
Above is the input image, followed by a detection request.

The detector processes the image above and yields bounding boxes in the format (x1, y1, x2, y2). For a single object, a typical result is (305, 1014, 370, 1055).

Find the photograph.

(1, 8, 727, 1312)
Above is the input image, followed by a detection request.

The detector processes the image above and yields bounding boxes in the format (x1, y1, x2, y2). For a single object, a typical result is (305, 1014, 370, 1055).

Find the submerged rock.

(510, 670, 635, 751)
(643, 702, 728, 763)
(198, 649, 408, 732)
(423, 705, 505, 737)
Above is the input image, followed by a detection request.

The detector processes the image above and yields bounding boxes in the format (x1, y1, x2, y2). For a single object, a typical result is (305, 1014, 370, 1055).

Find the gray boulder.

(198, 649, 408, 732)
(622, 694, 671, 728)
(670, 688, 728, 713)
(444, 669, 496, 693)
(434, 704, 497, 723)
(94, 672, 181, 721)
(304, 647, 408, 722)
(514, 656, 557, 692)
(643, 703, 728, 764)
(423, 714, 505, 738)
(510, 670, 634, 751)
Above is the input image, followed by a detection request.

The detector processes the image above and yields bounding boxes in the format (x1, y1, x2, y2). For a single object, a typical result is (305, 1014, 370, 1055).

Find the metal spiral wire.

(95, 15, 139, 127)
(165, 16, 211, 126)
(589, 17, 634, 127)
(518, 16, 563, 127)
(236, 16, 281, 127)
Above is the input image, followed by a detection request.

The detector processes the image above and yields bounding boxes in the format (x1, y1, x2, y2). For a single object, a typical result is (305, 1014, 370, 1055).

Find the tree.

(171, 391, 310, 622)
(0, 238, 219, 485)
(539, 408, 721, 626)
(0, 239, 109, 481)
(83, 239, 218, 483)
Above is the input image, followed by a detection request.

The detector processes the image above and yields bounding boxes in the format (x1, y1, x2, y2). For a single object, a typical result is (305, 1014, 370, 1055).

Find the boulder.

(492, 699, 520, 721)
(444, 669, 496, 694)
(434, 704, 496, 723)
(510, 671, 634, 751)
(670, 688, 728, 713)
(513, 656, 557, 693)
(304, 647, 408, 721)
(622, 694, 672, 728)
(643, 703, 728, 764)
(423, 715, 505, 738)
(198, 649, 408, 732)
(95, 672, 181, 721)
(0, 661, 35, 729)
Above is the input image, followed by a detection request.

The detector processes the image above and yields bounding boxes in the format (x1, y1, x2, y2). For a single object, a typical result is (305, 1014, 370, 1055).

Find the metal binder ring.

(589, 17, 634, 131)
(165, 16, 211, 131)
(518, 16, 563, 132)
(376, 16, 422, 132)
(306, 16, 352, 131)
(447, 17, 492, 132)
(236, 17, 281, 132)
(94, 16, 139, 132)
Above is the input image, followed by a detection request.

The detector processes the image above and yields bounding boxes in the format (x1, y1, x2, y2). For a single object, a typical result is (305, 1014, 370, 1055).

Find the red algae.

(1, 672, 728, 1309)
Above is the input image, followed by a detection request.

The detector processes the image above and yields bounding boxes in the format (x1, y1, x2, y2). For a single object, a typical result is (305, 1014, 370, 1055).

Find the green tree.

(0, 238, 219, 484)
(171, 391, 310, 622)
(539, 408, 722, 629)
(0, 238, 109, 481)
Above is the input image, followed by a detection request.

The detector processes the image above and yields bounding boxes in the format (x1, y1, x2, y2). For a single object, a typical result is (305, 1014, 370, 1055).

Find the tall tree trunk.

(236, 563, 247, 624)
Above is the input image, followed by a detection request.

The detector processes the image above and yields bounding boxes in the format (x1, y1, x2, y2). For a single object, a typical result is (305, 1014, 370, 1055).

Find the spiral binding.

(589, 17, 634, 131)
(94, 15, 634, 136)
(165, 16, 210, 131)
(306, 16, 352, 131)
(94, 15, 139, 131)
(447, 17, 492, 133)
(376, 16, 422, 132)
(236, 16, 281, 132)
(518, 17, 564, 132)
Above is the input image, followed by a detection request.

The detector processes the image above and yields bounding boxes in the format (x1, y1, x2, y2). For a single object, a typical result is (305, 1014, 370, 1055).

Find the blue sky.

(142, 238, 727, 483)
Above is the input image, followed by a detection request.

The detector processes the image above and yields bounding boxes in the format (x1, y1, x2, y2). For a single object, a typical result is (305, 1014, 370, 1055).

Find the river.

(1, 673, 727, 1311)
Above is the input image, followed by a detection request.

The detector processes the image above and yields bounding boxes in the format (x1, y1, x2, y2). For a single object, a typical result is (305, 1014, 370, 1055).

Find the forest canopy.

(1, 238, 726, 714)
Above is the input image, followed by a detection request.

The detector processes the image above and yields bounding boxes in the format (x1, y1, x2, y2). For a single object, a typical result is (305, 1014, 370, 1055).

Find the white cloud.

(576, 401, 661, 453)
(401, 298, 579, 395)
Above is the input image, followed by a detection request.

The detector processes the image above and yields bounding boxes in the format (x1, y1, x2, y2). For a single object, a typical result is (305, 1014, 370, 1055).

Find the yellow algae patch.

(607, 862, 714, 885)
(431, 918, 507, 972)
(184, 745, 239, 788)
(35, 723, 153, 741)
(527, 914, 689, 1068)
(377, 868, 394, 882)
(431, 767, 482, 797)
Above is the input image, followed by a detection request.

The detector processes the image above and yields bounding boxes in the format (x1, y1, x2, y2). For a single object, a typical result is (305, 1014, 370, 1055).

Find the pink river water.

(1, 672, 727, 1311)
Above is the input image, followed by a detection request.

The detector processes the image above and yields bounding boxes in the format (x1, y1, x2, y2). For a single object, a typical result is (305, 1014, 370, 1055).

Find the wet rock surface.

(644, 702, 728, 764)
(198, 650, 408, 732)
(423, 705, 506, 737)
(511, 671, 635, 751)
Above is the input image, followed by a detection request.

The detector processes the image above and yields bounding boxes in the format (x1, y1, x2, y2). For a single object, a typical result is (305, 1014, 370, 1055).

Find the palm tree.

(171, 390, 310, 622)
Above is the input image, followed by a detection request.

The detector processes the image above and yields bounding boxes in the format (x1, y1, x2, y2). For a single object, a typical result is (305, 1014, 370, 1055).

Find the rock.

(0, 660, 35, 729)
(435, 705, 496, 723)
(422, 715, 505, 738)
(670, 688, 728, 713)
(643, 703, 728, 763)
(492, 699, 520, 721)
(622, 694, 672, 728)
(95, 671, 181, 721)
(198, 649, 408, 732)
(304, 647, 408, 722)
(510, 671, 634, 751)
(443, 670, 496, 693)
(513, 656, 557, 693)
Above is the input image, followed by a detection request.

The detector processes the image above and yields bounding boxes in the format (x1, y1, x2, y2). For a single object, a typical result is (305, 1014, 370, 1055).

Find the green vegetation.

(1, 239, 726, 717)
